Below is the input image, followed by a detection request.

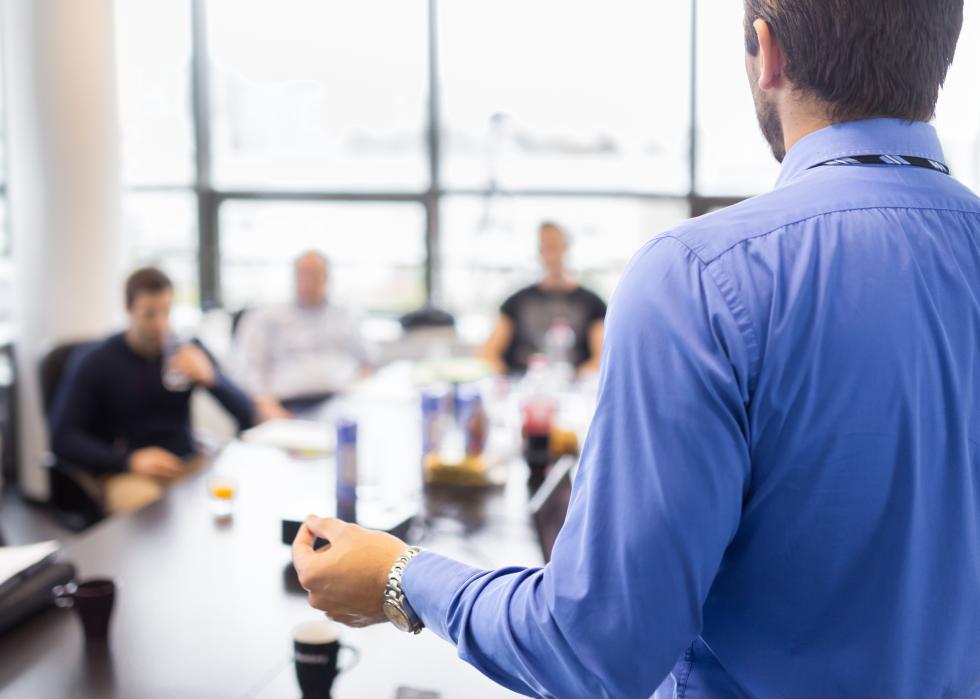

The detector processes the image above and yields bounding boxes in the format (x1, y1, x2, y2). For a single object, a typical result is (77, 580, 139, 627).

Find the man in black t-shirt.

(481, 222, 606, 374)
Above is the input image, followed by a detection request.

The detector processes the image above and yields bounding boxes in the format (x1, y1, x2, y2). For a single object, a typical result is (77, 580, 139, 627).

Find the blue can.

(421, 391, 443, 456)
(335, 418, 358, 522)
(453, 383, 466, 420)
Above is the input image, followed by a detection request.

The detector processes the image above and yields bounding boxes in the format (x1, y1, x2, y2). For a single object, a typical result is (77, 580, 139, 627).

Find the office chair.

(229, 307, 251, 338)
(396, 305, 459, 362)
(399, 304, 455, 331)
(39, 341, 105, 532)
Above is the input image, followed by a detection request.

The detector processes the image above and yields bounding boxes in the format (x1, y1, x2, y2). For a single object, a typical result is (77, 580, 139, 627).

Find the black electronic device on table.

(528, 454, 577, 564)
(0, 560, 77, 635)
(281, 505, 419, 593)
(280, 505, 418, 547)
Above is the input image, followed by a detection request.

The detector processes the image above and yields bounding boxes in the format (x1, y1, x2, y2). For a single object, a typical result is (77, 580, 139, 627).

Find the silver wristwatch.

(383, 546, 424, 634)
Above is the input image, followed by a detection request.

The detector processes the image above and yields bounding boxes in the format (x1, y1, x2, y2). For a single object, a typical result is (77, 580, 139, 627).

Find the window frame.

(130, 0, 743, 312)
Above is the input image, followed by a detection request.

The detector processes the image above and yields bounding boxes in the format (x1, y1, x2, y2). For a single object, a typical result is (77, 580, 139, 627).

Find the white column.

(3, 0, 123, 499)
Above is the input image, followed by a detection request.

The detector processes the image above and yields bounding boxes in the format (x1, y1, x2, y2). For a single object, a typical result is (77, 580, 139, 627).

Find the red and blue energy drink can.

(458, 390, 488, 456)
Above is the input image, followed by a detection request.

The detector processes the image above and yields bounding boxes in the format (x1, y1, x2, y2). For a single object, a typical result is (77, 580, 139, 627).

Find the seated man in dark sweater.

(49, 267, 254, 514)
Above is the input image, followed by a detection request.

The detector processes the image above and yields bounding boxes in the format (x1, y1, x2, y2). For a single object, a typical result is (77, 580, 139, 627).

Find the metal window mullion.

(688, 0, 699, 218)
(190, 0, 218, 309)
(424, 0, 442, 307)
(439, 188, 687, 201)
(210, 190, 427, 203)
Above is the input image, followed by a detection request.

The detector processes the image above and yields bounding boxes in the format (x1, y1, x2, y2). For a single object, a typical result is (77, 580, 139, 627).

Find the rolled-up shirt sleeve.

(402, 235, 754, 698)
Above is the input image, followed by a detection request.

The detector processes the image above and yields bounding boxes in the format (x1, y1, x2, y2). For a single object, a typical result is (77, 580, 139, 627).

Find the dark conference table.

(0, 422, 545, 697)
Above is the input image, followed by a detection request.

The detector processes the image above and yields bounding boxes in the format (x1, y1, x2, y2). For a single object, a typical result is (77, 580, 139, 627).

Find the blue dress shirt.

(404, 119, 980, 698)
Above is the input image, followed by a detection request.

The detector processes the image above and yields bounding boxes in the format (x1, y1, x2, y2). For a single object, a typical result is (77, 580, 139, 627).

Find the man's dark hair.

(125, 267, 173, 308)
(744, 0, 963, 122)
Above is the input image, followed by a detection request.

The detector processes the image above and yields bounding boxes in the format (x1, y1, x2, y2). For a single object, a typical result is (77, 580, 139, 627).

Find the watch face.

(384, 599, 410, 632)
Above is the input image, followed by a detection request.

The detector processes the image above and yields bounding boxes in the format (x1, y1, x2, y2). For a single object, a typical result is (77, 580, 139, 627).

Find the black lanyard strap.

(809, 154, 950, 175)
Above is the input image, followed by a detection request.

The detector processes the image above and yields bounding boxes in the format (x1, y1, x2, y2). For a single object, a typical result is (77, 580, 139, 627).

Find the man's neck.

(539, 272, 576, 292)
(780, 99, 834, 157)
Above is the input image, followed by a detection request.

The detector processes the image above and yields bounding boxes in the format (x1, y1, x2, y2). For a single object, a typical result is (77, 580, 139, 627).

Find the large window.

(438, 1, 690, 194)
(207, 0, 428, 191)
(114, 0, 199, 308)
(219, 201, 426, 313)
(695, 1, 780, 196)
(0, 193, 8, 326)
(0, 3, 10, 323)
(437, 1, 692, 318)
(120, 192, 199, 305)
(115, 1, 195, 187)
(112, 0, 980, 323)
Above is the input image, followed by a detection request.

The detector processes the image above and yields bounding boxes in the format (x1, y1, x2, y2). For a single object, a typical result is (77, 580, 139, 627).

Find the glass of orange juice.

(207, 475, 237, 520)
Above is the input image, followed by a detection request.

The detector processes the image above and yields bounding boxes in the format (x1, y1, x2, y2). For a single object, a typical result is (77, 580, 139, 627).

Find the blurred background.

(2, 1, 976, 325)
(0, 0, 977, 496)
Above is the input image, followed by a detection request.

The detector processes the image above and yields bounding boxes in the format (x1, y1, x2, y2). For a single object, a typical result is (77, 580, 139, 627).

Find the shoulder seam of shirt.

(654, 235, 762, 387)
(657, 203, 979, 392)
(686, 204, 980, 266)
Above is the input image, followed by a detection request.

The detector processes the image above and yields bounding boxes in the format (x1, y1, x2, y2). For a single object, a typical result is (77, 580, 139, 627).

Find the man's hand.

(128, 447, 184, 480)
(292, 516, 409, 628)
(168, 344, 216, 387)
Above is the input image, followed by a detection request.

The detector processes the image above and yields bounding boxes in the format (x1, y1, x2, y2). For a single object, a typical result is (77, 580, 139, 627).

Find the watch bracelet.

(386, 546, 424, 631)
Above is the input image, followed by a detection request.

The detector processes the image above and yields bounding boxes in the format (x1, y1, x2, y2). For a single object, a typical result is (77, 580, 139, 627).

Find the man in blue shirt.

(293, 2, 979, 697)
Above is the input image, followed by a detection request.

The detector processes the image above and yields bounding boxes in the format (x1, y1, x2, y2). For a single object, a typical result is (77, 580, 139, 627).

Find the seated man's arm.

(235, 311, 291, 421)
(193, 341, 256, 431)
(402, 238, 754, 697)
(578, 318, 605, 375)
(207, 369, 255, 432)
(577, 290, 607, 375)
(49, 350, 130, 474)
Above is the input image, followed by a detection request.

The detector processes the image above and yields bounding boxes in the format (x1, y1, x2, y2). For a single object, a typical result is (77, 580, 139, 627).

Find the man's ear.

(753, 18, 785, 91)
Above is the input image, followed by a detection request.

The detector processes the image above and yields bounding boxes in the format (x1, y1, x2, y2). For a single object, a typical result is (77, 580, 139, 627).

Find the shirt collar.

(775, 118, 947, 188)
(295, 299, 328, 311)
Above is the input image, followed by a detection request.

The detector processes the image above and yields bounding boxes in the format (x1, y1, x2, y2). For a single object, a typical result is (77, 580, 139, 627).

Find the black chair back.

(399, 304, 455, 331)
(39, 340, 104, 531)
(230, 308, 251, 338)
(40, 341, 93, 417)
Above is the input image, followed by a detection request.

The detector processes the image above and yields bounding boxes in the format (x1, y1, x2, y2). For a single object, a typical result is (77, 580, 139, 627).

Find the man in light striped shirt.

(236, 251, 372, 421)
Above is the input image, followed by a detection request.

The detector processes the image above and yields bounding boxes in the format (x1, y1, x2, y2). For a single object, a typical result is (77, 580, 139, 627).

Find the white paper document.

(241, 419, 336, 455)
(0, 540, 60, 591)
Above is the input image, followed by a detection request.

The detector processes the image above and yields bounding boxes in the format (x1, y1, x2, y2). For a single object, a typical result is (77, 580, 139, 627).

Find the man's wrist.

(383, 546, 425, 633)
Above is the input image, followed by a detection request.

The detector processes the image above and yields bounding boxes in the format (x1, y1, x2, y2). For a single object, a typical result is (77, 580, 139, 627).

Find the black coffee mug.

(293, 620, 359, 699)
(53, 578, 116, 641)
